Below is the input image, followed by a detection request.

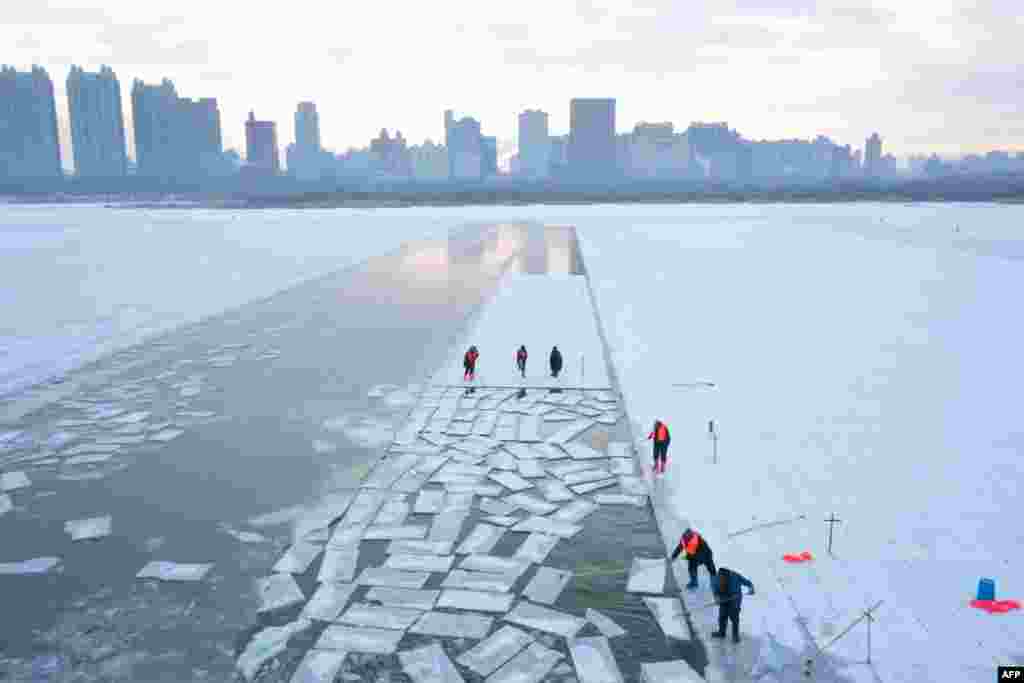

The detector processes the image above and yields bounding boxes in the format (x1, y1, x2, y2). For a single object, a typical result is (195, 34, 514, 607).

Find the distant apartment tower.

(517, 110, 550, 178)
(865, 132, 882, 177)
(295, 102, 321, 151)
(67, 65, 127, 177)
(481, 136, 498, 177)
(245, 111, 280, 174)
(446, 111, 483, 181)
(0, 65, 62, 178)
(569, 98, 616, 180)
(288, 102, 325, 181)
(132, 78, 222, 178)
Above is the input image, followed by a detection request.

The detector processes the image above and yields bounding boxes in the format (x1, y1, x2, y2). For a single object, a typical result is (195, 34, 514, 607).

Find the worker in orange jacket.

(671, 528, 717, 590)
(647, 419, 671, 474)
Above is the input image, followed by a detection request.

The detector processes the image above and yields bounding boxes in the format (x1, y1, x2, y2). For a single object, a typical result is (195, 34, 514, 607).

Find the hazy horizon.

(3, 0, 1022, 171)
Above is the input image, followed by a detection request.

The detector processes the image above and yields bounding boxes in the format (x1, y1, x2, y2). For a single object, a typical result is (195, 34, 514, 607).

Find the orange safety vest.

(650, 422, 669, 442)
(679, 531, 701, 557)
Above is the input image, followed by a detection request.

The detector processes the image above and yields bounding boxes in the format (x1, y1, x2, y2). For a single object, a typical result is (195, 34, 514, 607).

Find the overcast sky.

(3, 0, 1022, 166)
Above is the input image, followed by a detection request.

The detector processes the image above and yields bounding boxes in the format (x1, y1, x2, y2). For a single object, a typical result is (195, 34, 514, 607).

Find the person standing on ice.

(549, 346, 563, 378)
(647, 419, 670, 473)
(464, 346, 479, 382)
(671, 528, 716, 589)
(711, 566, 755, 643)
(516, 345, 528, 378)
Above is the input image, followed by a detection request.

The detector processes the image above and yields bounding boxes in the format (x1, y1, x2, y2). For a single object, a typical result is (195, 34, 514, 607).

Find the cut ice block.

(504, 493, 557, 515)
(318, 548, 359, 584)
(409, 610, 494, 639)
(364, 586, 439, 611)
(400, 642, 465, 683)
(0, 471, 31, 492)
(512, 516, 582, 539)
(474, 412, 499, 436)
(273, 542, 324, 574)
(363, 525, 428, 540)
(438, 462, 491, 478)
(515, 533, 560, 563)
(548, 461, 596, 479)
(533, 443, 566, 460)
(573, 406, 602, 418)
(457, 624, 534, 676)
(316, 624, 403, 653)
(111, 410, 150, 424)
(437, 588, 515, 613)
(363, 453, 420, 489)
(586, 608, 627, 638)
(609, 458, 635, 475)
(618, 476, 647, 496)
(572, 479, 617, 495)
(488, 451, 519, 471)
(456, 523, 506, 554)
(328, 524, 366, 549)
(607, 443, 631, 460)
(434, 473, 483, 487)
(546, 419, 594, 444)
(445, 421, 475, 437)
(571, 637, 626, 683)
(594, 494, 645, 507)
(429, 510, 468, 542)
(489, 471, 534, 493)
(551, 499, 599, 524)
(337, 602, 424, 630)
(442, 569, 516, 593)
(479, 497, 517, 516)
(642, 597, 688, 640)
(62, 444, 120, 457)
(149, 428, 185, 442)
(523, 566, 573, 605)
(487, 642, 563, 683)
(136, 561, 212, 582)
(519, 415, 541, 442)
(289, 649, 348, 683)
(543, 411, 578, 422)
(0, 557, 61, 575)
(257, 573, 306, 613)
(373, 499, 410, 526)
(504, 444, 540, 459)
(64, 515, 112, 541)
(302, 582, 358, 621)
(355, 567, 431, 589)
(384, 553, 454, 573)
(503, 600, 586, 639)
(592, 391, 617, 403)
(517, 460, 547, 478)
(414, 489, 446, 514)
(562, 468, 612, 486)
(535, 479, 575, 503)
(626, 557, 666, 594)
(563, 443, 605, 461)
(0, 494, 11, 516)
(442, 492, 476, 510)
(65, 453, 114, 466)
(483, 515, 518, 527)
(237, 619, 311, 681)
(445, 483, 502, 497)
(387, 539, 453, 556)
(458, 554, 532, 575)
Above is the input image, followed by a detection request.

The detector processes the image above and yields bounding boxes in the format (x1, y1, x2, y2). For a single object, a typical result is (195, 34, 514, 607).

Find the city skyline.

(3, 1, 1022, 170)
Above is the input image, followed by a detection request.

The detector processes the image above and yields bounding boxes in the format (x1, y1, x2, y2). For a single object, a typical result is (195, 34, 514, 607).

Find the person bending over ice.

(671, 527, 716, 589)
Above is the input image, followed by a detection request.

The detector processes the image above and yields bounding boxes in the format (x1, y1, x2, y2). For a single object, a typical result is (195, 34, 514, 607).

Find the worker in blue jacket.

(712, 567, 755, 643)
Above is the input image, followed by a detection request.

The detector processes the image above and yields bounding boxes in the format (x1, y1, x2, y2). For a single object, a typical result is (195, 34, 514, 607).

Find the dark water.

(0, 223, 691, 682)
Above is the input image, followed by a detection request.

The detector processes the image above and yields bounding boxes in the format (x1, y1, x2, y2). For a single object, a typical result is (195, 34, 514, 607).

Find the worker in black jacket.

(712, 567, 755, 643)
(670, 528, 716, 589)
(549, 346, 563, 378)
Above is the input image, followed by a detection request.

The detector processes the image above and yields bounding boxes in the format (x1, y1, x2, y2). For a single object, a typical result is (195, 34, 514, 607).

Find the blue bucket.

(977, 578, 996, 601)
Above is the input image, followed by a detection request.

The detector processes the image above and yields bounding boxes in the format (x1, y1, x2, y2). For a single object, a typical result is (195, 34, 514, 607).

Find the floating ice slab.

(438, 588, 515, 613)
(302, 582, 358, 621)
(446, 483, 502, 497)
(373, 499, 411, 526)
(355, 567, 431, 589)
(563, 469, 613, 486)
(111, 410, 150, 424)
(337, 602, 424, 630)
(523, 566, 573, 604)
(289, 649, 348, 683)
(387, 539, 453, 556)
(487, 451, 519, 471)
(504, 493, 557, 515)
(552, 499, 599, 524)
(504, 601, 586, 639)
(573, 406, 603, 418)
(363, 453, 420, 489)
(595, 413, 620, 426)
(642, 597, 688, 640)
(429, 510, 469, 542)
(547, 462, 595, 479)
(458, 554, 532, 575)
(316, 624, 403, 653)
(0, 494, 11, 516)
(570, 636, 625, 683)
(237, 619, 311, 681)
(517, 460, 547, 478)
(608, 458, 634, 475)
(363, 525, 428, 540)
(409, 610, 494, 639)
(564, 443, 606, 461)
(136, 561, 212, 582)
(586, 608, 627, 638)
(504, 444, 539, 459)
(0, 557, 61, 575)
(519, 415, 541, 442)
(65, 453, 115, 466)
(488, 641, 563, 683)
(546, 419, 594, 444)
(571, 479, 617, 495)
(439, 462, 491, 478)
(618, 476, 647, 496)
(594, 494, 645, 507)
(62, 444, 120, 457)
(149, 428, 185, 442)
(364, 586, 439, 611)
(442, 570, 516, 593)
(626, 558, 666, 594)
(445, 422, 475, 437)
(640, 660, 701, 683)
(0, 471, 31, 492)
(535, 479, 575, 503)
(273, 542, 324, 574)
(317, 549, 359, 583)
(479, 498, 518, 516)
(400, 642, 465, 683)
(512, 516, 583, 539)
(328, 524, 366, 549)
(384, 553, 454, 573)
(414, 489, 446, 514)
(483, 515, 518, 527)
(65, 516, 112, 541)
(474, 412, 499, 436)
(258, 573, 306, 613)
(543, 411, 578, 422)
(533, 443, 566, 460)
(515, 533, 560, 563)
(456, 523, 506, 554)
(457, 624, 534, 676)
(489, 471, 534, 493)
(606, 442, 631, 459)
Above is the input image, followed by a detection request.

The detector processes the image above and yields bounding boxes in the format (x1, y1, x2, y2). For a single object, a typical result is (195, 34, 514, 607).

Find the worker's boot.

(732, 621, 741, 643)
(686, 579, 698, 590)
(710, 630, 725, 639)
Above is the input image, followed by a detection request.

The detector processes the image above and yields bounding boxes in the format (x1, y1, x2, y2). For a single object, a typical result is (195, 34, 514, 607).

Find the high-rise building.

(569, 98, 616, 180)
(410, 140, 448, 182)
(295, 102, 320, 151)
(132, 78, 222, 178)
(369, 129, 411, 177)
(447, 114, 483, 181)
(67, 65, 127, 177)
(481, 136, 497, 177)
(517, 110, 550, 178)
(865, 132, 882, 177)
(623, 123, 690, 179)
(177, 97, 223, 175)
(288, 102, 326, 181)
(245, 111, 280, 174)
(0, 65, 62, 178)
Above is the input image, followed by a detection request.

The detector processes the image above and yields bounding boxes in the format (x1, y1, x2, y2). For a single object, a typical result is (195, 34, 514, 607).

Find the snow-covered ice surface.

(400, 642, 465, 683)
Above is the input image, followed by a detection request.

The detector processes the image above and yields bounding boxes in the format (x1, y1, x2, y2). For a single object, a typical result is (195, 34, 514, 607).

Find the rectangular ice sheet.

(586, 608, 626, 638)
(483, 515, 518, 527)
(489, 471, 534, 492)
(337, 602, 424, 630)
(504, 493, 557, 515)
(551, 499, 599, 524)
(362, 525, 428, 540)
(571, 479, 617, 495)
(479, 497, 517, 516)
(457, 624, 534, 677)
(429, 510, 469, 543)
(563, 443, 605, 461)
(594, 493, 645, 507)
(136, 561, 212, 582)
(414, 489, 446, 514)
(442, 569, 516, 593)
(517, 460, 547, 478)
(523, 566, 573, 605)
(608, 458, 635, 475)
(562, 469, 612, 486)
(318, 549, 359, 584)
(487, 642, 563, 683)
(387, 539, 453, 556)
(515, 533, 560, 564)
(409, 610, 494, 640)
(626, 557, 666, 594)
(458, 554, 532, 576)
(258, 573, 306, 613)
(642, 597, 688, 640)
(535, 479, 575, 503)
(437, 589, 515, 613)
(355, 567, 431, 589)
(640, 660, 701, 682)
(455, 523, 506, 554)
(288, 649, 347, 683)
(400, 642, 465, 683)
(302, 583, 358, 621)
(512, 516, 582, 539)
(546, 419, 594, 444)
(383, 553, 454, 573)
(519, 415, 541, 441)
(364, 586, 439, 611)
(503, 601, 586, 639)
(570, 636, 625, 683)
(316, 624, 403, 654)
